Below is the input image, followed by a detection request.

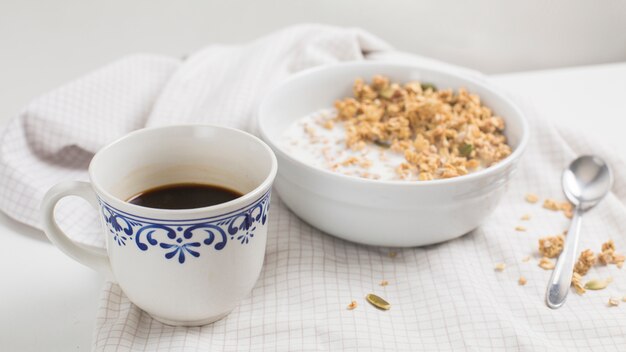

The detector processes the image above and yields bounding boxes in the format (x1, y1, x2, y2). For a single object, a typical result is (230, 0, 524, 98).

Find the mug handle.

(41, 181, 113, 278)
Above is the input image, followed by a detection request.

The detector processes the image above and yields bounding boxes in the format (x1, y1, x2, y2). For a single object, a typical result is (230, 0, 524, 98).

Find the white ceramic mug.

(41, 125, 277, 326)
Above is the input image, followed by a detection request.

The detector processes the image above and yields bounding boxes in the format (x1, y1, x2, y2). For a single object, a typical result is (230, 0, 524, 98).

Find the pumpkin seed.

(584, 277, 612, 290)
(459, 143, 473, 157)
(374, 139, 391, 148)
(421, 83, 437, 92)
(366, 293, 391, 310)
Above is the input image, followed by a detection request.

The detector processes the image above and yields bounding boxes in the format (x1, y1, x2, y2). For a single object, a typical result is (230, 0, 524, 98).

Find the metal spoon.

(545, 155, 613, 309)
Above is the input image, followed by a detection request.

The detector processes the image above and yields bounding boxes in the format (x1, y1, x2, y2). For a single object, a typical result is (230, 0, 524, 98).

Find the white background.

(1, 1, 626, 350)
(1, 0, 626, 121)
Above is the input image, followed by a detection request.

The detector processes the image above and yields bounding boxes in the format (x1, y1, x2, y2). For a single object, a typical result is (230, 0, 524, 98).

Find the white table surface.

(1, 62, 625, 351)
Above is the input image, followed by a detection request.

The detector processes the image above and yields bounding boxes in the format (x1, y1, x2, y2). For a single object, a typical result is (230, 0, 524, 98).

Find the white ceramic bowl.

(259, 62, 529, 247)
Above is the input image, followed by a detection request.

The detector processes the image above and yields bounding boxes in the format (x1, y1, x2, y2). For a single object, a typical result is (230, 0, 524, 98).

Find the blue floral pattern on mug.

(99, 191, 270, 264)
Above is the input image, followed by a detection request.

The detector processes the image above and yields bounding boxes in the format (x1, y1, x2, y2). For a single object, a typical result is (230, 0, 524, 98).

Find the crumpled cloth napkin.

(2, 24, 626, 351)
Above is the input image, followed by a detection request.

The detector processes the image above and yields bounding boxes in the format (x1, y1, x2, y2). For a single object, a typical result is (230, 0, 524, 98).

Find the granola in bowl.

(258, 62, 529, 246)
(282, 75, 512, 181)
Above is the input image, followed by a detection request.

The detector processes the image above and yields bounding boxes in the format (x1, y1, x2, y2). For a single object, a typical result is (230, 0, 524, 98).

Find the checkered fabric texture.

(1, 25, 625, 351)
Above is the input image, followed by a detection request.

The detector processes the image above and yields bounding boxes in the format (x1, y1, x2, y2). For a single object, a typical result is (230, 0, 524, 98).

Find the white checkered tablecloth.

(1, 24, 626, 351)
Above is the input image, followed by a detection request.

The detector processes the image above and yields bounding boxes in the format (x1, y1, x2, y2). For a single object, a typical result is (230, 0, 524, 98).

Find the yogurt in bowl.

(281, 75, 512, 182)
(259, 62, 529, 247)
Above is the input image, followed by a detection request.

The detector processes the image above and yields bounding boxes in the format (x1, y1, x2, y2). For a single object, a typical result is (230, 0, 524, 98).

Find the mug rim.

(88, 124, 278, 216)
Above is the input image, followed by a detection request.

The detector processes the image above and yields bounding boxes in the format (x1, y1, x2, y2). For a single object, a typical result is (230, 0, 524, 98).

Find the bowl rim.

(258, 61, 529, 187)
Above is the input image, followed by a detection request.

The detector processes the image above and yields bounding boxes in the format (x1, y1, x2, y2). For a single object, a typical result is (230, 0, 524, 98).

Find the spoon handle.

(545, 207, 583, 309)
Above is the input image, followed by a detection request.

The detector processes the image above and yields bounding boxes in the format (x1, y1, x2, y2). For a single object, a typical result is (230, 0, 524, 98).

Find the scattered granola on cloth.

(575, 249, 597, 276)
(572, 273, 586, 295)
(538, 235, 565, 258)
(525, 195, 626, 300)
(608, 297, 620, 307)
(542, 198, 574, 218)
(539, 257, 556, 270)
(599, 239, 626, 268)
(525, 193, 539, 203)
(518, 276, 527, 286)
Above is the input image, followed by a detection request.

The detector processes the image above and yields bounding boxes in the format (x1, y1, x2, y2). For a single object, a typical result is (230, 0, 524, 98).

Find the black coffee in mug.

(127, 183, 243, 209)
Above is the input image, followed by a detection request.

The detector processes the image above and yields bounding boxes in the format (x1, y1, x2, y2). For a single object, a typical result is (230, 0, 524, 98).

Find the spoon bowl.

(562, 155, 613, 210)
